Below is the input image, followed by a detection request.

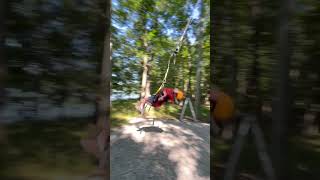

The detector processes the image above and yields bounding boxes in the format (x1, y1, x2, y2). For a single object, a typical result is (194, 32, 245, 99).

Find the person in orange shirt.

(209, 90, 235, 135)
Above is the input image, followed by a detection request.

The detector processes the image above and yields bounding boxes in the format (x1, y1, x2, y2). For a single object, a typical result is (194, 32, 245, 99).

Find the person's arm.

(158, 91, 167, 101)
(174, 95, 179, 104)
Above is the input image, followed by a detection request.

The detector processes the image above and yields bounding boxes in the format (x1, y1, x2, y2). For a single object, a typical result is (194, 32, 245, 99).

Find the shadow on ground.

(111, 118, 210, 180)
(137, 126, 164, 133)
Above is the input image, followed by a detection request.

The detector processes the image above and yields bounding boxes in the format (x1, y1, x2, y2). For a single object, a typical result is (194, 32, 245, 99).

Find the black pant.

(147, 92, 163, 105)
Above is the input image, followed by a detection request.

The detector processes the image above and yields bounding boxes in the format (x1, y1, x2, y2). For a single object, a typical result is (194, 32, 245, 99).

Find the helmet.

(176, 90, 185, 101)
(213, 91, 235, 121)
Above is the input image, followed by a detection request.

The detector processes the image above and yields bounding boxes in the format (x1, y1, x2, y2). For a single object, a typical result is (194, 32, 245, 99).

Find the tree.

(271, 0, 292, 179)
(0, 0, 7, 144)
(0, 0, 5, 105)
(79, 0, 111, 177)
(95, 0, 111, 176)
(247, 0, 263, 120)
(194, 0, 205, 117)
(111, 0, 210, 102)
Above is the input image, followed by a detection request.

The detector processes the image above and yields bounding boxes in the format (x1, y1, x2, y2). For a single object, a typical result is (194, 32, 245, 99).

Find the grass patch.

(0, 119, 97, 180)
(111, 99, 210, 128)
(0, 99, 210, 179)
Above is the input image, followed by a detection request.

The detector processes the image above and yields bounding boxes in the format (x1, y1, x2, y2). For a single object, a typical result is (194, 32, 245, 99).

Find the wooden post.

(224, 117, 251, 180)
(224, 115, 275, 180)
(252, 121, 276, 180)
(188, 98, 198, 121)
(180, 98, 198, 122)
(180, 98, 189, 121)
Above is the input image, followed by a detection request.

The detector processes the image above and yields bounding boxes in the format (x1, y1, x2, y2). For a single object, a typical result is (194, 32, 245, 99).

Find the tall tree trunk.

(224, 0, 236, 98)
(195, 51, 203, 116)
(0, 0, 6, 106)
(224, 0, 237, 100)
(184, 57, 192, 95)
(230, 56, 237, 99)
(246, 0, 262, 118)
(271, 0, 292, 179)
(210, 0, 216, 176)
(0, 0, 7, 144)
(140, 54, 149, 99)
(194, 0, 205, 117)
(188, 58, 193, 96)
(95, 0, 111, 176)
(181, 56, 185, 92)
(146, 53, 153, 97)
(140, 31, 151, 99)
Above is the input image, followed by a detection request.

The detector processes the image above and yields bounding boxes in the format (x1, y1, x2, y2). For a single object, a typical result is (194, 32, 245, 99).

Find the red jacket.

(153, 88, 175, 107)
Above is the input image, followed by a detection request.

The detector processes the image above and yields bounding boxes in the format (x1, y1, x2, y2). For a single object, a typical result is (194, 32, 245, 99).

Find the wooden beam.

(180, 98, 198, 122)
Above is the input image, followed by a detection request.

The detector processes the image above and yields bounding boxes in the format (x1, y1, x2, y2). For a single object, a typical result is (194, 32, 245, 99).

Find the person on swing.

(138, 87, 185, 114)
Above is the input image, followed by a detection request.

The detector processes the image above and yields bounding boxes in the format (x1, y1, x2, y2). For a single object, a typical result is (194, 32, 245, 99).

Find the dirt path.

(111, 117, 210, 180)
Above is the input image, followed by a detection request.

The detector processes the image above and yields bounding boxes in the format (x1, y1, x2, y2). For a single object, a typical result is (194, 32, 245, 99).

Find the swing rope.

(154, 17, 193, 95)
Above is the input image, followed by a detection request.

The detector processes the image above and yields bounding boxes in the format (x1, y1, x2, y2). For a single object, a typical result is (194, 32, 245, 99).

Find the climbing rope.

(154, 17, 193, 95)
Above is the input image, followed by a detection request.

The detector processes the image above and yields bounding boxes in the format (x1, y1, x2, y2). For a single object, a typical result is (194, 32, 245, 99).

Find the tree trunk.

(194, 0, 205, 117)
(0, 0, 7, 144)
(185, 56, 192, 97)
(180, 57, 184, 90)
(182, 54, 192, 102)
(181, 56, 185, 92)
(224, 0, 236, 99)
(195, 51, 202, 116)
(246, 0, 262, 118)
(271, 0, 292, 179)
(140, 54, 149, 99)
(210, 0, 216, 176)
(95, 0, 111, 177)
(0, 0, 6, 104)
(145, 53, 153, 97)
(230, 56, 237, 98)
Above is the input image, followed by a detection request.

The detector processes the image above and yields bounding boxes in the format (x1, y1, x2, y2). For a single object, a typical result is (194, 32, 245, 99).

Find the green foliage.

(111, 99, 210, 128)
(6, 0, 107, 105)
(213, 0, 320, 178)
(0, 119, 96, 179)
(112, 0, 210, 101)
(213, 0, 320, 118)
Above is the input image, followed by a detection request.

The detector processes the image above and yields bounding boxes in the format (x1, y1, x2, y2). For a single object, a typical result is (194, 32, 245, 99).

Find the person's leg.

(153, 94, 160, 103)
(147, 95, 156, 104)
